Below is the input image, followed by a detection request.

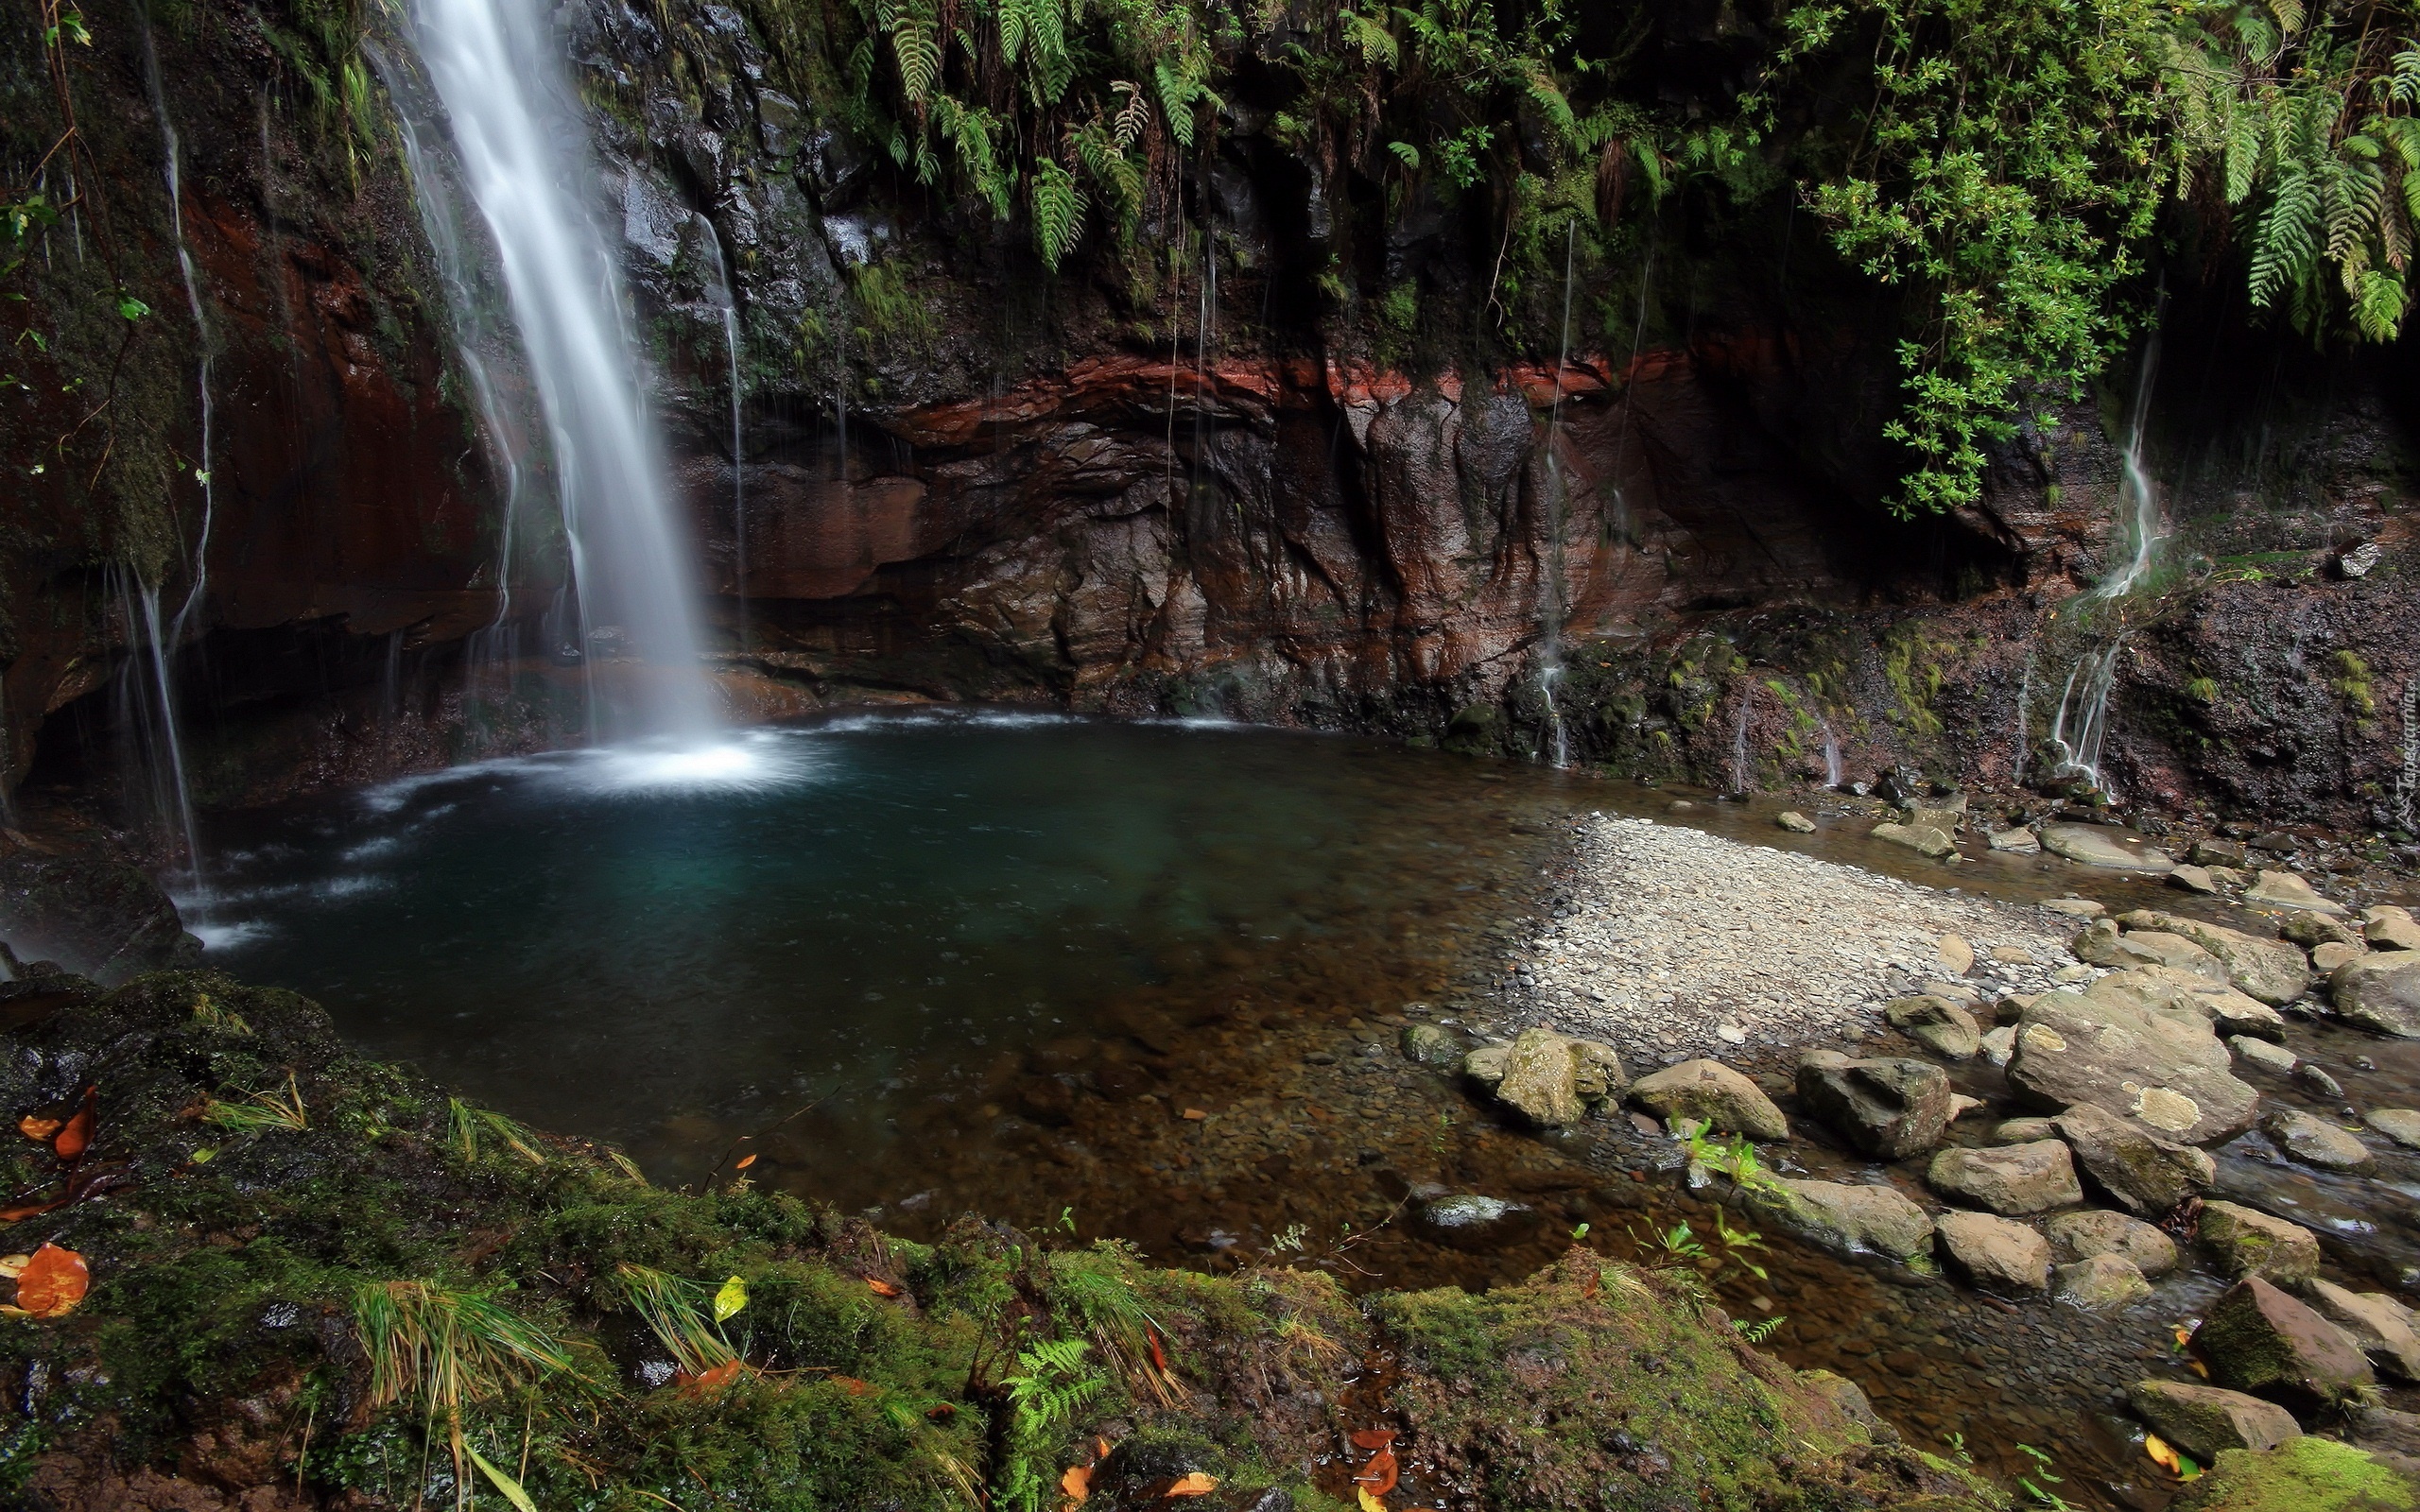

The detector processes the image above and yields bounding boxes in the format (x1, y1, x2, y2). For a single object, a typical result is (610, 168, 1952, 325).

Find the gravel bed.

(1497, 816, 2082, 1062)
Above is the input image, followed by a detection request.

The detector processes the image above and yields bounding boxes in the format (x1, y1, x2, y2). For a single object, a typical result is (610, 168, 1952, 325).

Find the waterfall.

(1729, 693, 1753, 794)
(375, 50, 534, 721)
(2396, 679, 2418, 833)
(705, 225, 749, 652)
(108, 568, 205, 894)
(1534, 222, 1579, 769)
(2010, 653, 2034, 787)
(139, 26, 217, 647)
(2044, 317, 2164, 796)
(1816, 714, 1843, 789)
(403, 0, 714, 741)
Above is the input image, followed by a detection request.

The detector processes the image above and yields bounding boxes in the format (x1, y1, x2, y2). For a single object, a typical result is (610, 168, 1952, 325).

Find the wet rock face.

(2190, 1277, 2375, 1411)
(1795, 1052, 1951, 1159)
(0, 851, 200, 985)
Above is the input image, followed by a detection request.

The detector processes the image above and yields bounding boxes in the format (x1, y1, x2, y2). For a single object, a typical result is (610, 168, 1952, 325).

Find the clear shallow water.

(190, 730, 2420, 1510)
(199, 710, 1576, 1191)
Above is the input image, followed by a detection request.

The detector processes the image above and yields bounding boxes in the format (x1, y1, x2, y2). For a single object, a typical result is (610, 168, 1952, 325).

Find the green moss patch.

(0, 970, 2010, 1509)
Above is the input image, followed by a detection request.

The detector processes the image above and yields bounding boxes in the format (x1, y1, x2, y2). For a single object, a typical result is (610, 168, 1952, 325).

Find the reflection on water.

(195, 732, 2420, 1512)
(202, 711, 1577, 1190)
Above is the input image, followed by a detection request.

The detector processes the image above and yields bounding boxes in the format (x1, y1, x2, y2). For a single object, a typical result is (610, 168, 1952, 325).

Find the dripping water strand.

(2045, 299, 2164, 795)
(2396, 679, 2418, 833)
(1535, 221, 1579, 768)
(111, 568, 205, 896)
(706, 223, 748, 653)
(1729, 693, 1753, 795)
(1815, 713, 1843, 789)
(140, 24, 217, 647)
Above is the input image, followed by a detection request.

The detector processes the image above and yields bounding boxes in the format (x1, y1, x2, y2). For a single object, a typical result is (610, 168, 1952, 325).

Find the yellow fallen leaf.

(2187, 1358, 2209, 1379)
(1358, 1487, 1387, 1512)
(1167, 1472, 1218, 1497)
(0, 1256, 26, 1280)
(2145, 1433, 2201, 1480)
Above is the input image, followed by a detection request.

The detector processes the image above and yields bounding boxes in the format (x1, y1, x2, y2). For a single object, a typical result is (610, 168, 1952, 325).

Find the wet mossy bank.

(0, 967, 2010, 1512)
(0, 967, 2377, 1512)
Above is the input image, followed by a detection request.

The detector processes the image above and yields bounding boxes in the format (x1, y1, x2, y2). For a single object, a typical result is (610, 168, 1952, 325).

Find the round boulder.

(1794, 1052, 1948, 1159)
(1926, 1140, 2083, 1215)
(1628, 1058, 1789, 1142)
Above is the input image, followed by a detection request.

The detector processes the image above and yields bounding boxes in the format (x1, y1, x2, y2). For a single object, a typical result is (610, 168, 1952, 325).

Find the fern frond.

(880, 1, 942, 105)
(998, 0, 1030, 65)
(2357, 266, 2409, 340)
(1029, 157, 1086, 269)
(2224, 99, 2265, 202)
(2268, 0, 2305, 35)
(2248, 163, 2319, 308)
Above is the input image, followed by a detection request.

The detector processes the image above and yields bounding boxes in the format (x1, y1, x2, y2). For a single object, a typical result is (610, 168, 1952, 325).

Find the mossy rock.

(0, 967, 2023, 1509)
(1443, 702, 1504, 755)
(2172, 1437, 2417, 1512)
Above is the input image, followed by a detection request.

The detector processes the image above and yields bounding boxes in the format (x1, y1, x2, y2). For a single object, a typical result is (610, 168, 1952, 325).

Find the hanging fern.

(1029, 157, 1086, 270)
(877, 0, 942, 106)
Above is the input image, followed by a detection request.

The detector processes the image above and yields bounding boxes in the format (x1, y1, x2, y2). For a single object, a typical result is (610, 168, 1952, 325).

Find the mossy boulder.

(1374, 1247, 2005, 1510)
(2171, 1436, 2415, 1512)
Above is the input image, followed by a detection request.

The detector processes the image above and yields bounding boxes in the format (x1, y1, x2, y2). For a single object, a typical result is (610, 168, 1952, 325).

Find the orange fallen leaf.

(735, 1153, 757, 1170)
(11, 1243, 86, 1318)
(1060, 1463, 1093, 1504)
(673, 1359, 746, 1397)
(52, 1090, 95, 1162)
(1348, 1429, 1398, 1451)
(1147, 1326, 1168, 1372)
(833, 1375, 873, 1396)
(866, 1278, 904, 1297)
(1180, 1108, 1207, 1121)
(16, 1115, 58, 1142)
(0, 1198, 63, 1224)
(1096, 1436, 1113, 1460)
(1165, 1472, 1218, 1497)
(1354, 1450, 1400, 1497)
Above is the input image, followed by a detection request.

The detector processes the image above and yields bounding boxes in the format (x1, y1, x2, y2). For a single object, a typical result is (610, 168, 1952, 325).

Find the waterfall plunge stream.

(405, 0, 715, 743)
(2043, 321, 2165, 797)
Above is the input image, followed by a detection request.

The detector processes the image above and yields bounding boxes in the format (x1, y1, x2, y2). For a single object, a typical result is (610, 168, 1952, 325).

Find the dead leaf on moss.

(866, 1278, 904, 1297)
(673, 1359, 747, 1397)
(1165, 1472, 1217, 1496)
(9, 1243, 87, 1318)
(16, 1115, 58, 1142)
(1059, 1462, 1092, 1506)
(52, 1089, 95, 1161)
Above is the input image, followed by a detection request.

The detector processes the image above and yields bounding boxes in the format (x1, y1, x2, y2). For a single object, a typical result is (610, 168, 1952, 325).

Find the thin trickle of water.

(2046, 634, 2129, 795)
(2045, 316, 2164, 795)
(1534, 222, 1580, 769)
(1816, 714, 1843, 789)
(1729, 693, 1753, 794)
(404, 0, 714, 740)
(2011, 653, 2034, 788)
(110, 568, 205, 895)
(833, 308, 849, 485)
(704, 225, 748, 651)
(2395, 679, 2418, 833)
(141, 26, 217, 646)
